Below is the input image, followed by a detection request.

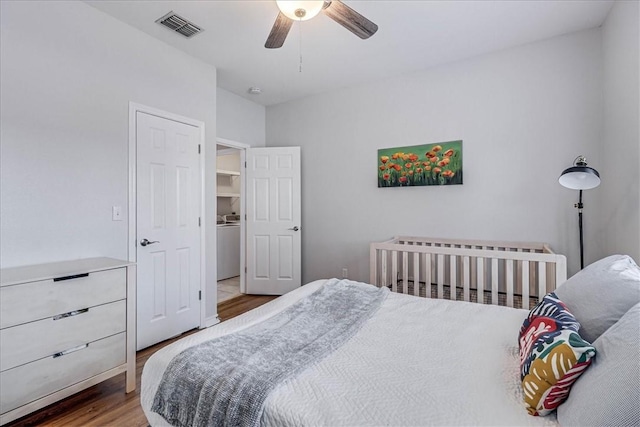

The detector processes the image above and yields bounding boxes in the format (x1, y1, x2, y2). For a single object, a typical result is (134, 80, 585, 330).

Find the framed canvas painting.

(378, 140, 463, 187)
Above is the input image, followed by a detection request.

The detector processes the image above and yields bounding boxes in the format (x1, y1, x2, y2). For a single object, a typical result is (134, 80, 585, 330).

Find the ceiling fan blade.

(322, 0, 378, 39)
(265, 12, 293, 49)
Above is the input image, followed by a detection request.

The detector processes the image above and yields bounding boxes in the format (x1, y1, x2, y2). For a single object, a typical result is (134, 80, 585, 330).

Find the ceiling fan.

(265, 0, 378, 49)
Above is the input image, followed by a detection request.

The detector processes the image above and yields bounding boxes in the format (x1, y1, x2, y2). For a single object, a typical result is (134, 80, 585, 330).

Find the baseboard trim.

(204, 315, 220, 328)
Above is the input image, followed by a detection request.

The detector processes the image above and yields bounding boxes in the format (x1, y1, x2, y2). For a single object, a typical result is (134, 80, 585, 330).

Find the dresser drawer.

(0, 332, 125, 414)
(0, 268, 126, 329)
(0, 300, 126, 372)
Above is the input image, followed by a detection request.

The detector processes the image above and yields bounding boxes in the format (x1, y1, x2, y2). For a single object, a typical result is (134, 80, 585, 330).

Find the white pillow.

(554, 255, 640, 343)
(557, 302, 640, 426)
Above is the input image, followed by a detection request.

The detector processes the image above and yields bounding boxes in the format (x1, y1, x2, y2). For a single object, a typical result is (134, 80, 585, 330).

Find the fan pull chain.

(298, 19, 303, 73)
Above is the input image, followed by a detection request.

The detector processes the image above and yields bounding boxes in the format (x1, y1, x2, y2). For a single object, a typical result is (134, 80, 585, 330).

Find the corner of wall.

(600, 0, 640, 264)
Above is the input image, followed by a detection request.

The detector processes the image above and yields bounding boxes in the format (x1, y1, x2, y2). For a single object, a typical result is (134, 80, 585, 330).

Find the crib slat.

(370, 246, 378, 286)
(450, 256, 457, 300)
(402, 251, 409, 294)
(555, 256, 567, 288)
(413, 252, 419, 297)
(381, 250, 387, 289)
(463, 256, 470, 302)
(506, 259, 514, 308)
(538, 262, 547, 300)
(522, 261, 530, 309)
(391, 251, 398, 293)
(477, 257, 484, 304)
(424, 253, 431, 298)
(437, 254, 444, 299)
(491, 258, 499, 305)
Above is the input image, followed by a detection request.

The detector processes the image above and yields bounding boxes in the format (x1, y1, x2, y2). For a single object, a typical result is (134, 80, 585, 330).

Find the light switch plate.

(112, 206, 123, 221)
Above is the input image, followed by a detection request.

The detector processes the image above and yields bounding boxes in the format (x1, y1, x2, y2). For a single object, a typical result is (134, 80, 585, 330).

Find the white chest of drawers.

(0, 258, 136, 425)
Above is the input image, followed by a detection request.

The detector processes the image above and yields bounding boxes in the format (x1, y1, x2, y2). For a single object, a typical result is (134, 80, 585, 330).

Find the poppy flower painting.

(378, 140, 463, 187)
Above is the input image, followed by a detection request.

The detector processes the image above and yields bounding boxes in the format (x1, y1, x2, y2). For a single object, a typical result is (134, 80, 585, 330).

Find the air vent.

(156, 12, 203, 38)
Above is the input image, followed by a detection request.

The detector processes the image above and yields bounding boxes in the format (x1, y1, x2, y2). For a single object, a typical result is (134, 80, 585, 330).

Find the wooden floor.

(6, 294, 277, 427)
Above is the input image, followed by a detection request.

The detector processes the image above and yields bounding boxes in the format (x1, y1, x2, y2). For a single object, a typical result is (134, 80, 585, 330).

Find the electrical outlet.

(112, 206, 123, 221)
(342, 268, 348, 279)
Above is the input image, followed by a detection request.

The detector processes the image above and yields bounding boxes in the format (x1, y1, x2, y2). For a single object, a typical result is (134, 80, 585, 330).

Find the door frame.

(128, 102, 207, 328)
(216, 137, 249, 294)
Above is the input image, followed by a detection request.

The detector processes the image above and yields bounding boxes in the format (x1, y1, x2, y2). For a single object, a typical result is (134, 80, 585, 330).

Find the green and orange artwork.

(378, 140, 463, 187)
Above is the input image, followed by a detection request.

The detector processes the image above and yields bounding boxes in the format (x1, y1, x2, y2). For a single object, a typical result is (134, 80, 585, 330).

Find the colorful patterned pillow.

(518, 292, 596, 416)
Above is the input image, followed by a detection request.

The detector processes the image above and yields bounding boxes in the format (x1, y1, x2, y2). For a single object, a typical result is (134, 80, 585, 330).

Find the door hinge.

(244, 161, 247, 168)
(198, 144, 201, 154)
(199, 290, 202, 300)
(245, 266, 247, 273)
(198, 217, 201, 227)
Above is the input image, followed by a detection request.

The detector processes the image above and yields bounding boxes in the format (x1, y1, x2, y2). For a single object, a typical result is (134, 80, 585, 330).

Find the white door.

(246, 147, 301, 295)
(136, 112, 201, 350)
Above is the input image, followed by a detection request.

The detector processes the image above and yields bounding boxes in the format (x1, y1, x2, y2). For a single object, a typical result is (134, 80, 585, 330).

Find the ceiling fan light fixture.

(265, 0, 377, 49)
(276, 0, 324, 21)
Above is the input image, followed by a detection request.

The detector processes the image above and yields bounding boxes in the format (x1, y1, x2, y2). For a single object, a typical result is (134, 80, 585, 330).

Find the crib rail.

(370, 236, 567, 309)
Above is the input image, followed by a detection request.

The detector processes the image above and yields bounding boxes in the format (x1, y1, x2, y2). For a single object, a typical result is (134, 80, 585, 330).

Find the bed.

(143, 280, 556, 426)
(141, 246, 640, 427)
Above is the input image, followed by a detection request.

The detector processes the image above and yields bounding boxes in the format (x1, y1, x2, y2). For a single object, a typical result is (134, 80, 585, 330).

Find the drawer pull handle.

(53, 343, 88, 358)
(53, 308, 89, 321)
(53, 273, 89, 282)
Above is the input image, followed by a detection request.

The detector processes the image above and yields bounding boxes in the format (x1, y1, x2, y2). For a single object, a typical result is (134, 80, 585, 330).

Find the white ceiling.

(87, 0, 614, 106)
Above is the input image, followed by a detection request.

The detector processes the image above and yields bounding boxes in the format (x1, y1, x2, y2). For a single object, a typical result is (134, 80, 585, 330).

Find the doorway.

(215, 138, 248, 304)
(214, 144, 302, 299)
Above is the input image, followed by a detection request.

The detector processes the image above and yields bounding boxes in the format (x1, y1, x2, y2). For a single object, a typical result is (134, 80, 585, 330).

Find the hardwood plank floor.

(6, 294, 277, 427)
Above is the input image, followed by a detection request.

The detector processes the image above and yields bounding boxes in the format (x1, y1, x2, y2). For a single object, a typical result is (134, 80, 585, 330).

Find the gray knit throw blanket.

(151, 279, 389, 427)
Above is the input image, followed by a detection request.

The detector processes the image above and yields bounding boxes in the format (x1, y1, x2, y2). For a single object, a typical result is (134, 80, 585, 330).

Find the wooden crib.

(370, 236, 567, 309)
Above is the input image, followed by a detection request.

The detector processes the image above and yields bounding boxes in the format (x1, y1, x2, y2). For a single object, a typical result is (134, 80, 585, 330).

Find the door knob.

(288, 226, 300, 231)
(140, 238, 159, 247)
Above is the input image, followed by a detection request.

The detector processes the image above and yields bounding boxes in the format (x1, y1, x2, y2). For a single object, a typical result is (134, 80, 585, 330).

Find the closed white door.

(136, 112, 201, 350)
(246, 147, 301, 295)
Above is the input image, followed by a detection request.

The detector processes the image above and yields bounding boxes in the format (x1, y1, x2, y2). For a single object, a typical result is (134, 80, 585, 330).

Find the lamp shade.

(559, 162, 601, 190)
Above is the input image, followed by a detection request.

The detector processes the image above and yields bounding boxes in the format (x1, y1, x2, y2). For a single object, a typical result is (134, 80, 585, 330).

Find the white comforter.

(142, 280, 559, 426)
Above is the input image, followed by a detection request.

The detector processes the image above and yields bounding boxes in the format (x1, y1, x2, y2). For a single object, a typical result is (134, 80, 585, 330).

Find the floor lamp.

(559, 156, 601, 269)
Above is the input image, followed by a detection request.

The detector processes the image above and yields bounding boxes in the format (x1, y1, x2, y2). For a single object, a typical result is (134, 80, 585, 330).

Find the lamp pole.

(576, 190, 584, 270)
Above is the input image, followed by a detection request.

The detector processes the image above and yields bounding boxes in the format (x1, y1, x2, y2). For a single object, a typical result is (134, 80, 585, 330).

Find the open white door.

(246, 147, 301, 295)
(136, 111, 202, 349)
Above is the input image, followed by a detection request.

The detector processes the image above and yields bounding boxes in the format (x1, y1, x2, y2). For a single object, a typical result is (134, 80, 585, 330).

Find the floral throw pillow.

(518, 292, 596, 416)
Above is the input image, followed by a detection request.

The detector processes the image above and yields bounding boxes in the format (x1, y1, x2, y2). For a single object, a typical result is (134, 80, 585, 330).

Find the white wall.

(600, 0, 640, 264)
(0, 1, 219, 318)
(217, 88, 266, 146)
(267, 29, 604, 283)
